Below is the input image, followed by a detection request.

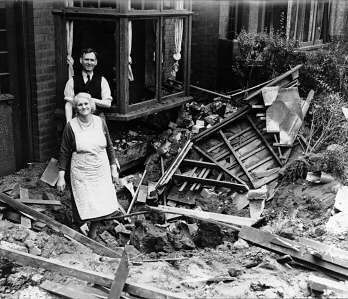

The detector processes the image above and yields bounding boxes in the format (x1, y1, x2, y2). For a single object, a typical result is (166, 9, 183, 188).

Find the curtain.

(128, 1, 134, 81)
(171, 0, 184, 79)
(66, 0, 74, 78)
(128, 20, 134, 81)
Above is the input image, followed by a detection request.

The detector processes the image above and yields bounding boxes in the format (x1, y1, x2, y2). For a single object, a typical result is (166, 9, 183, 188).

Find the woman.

(57, 92, 120, 238)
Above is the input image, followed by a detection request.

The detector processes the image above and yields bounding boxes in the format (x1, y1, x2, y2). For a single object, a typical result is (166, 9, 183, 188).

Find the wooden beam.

(19, 199, 61, 206)
(0, 193, 123, 258)
(1, 244, 184, 299)
(219, 130, 256, 188)
(40, 281, 108, 299)
(182, 159, 217, 169)
(239, 226, 348, 280)
(108, 250, 129, 299)
(173, 174, 246, 191)
(243, 65, 303, 102)
(150, 205, 258, 227)
(246, 115, 283, 166)
(0, 245, 117, 287)
(193, 145, 248, 189)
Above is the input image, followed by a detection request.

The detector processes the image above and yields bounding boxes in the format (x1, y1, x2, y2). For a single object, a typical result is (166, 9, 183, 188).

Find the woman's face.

(76, 97, 91, 116)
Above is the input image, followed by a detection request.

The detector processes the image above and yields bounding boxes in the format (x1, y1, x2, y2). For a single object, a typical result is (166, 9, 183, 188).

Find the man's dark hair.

(80, 48, 98, 59)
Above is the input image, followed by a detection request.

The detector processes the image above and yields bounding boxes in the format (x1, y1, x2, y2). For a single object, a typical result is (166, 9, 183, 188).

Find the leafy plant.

(305, 92, 348, 153)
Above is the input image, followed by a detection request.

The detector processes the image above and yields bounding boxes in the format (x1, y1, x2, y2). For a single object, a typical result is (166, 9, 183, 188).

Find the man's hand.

(92, 98, 112, 108)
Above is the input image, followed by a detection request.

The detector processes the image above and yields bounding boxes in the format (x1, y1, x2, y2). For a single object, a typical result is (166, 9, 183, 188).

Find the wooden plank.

(219, 130, 256, 188)
(124, 283, 186, 299)
(136, 185, 148, 203)
(243, 65, 302, 102)
(206, 126, 253, 153)
(0, 245, 116, 287)
(157, 141, 192, 188)
(239, 226, 348, 280)
(193, 145, 248, 189)
(182, 159, 220, 169)
(40, 281, 105, 299)
(151, 205, 258, 227)
(179, 158, 203, 191)
(127, 169, 147, 214)
(108, 250, 129, 299)
(40, 158, 59, 186)
(19, 199, 61, 206)
(1, 244, 183, 299)
(173, 174, 247, 191)
(308, 274, 348, 295)
(0, 192, 123, 258)
(246, 115, 283, 166)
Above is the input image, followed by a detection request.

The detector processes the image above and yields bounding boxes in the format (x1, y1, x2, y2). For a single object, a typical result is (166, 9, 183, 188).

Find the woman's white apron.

(69, 116, 119, 220)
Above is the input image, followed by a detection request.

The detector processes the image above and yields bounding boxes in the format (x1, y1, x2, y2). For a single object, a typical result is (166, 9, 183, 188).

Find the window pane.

(129, 19, 157, 104)
(0, 31, 7, 51)
(131, 0, 157, 10)
(0, 53, 8, 73)
(0, 74, 9, 94)
(100, 0, 117, 9)
(0, 8, 6, 28)
(161, 17, 185, 97)
(72, 21, 116, 97)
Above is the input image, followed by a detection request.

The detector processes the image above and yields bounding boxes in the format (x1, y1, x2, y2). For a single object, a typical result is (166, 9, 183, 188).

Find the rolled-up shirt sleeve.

(64, 78, 75, 104)
(101, 77, 113, 101)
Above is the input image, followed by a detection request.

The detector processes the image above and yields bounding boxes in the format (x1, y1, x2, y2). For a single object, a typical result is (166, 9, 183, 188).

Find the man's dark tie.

(86, 74, 91, 85)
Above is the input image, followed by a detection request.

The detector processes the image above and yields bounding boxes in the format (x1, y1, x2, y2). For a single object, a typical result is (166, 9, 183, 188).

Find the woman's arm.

(102, 119, 120, 184)
(57, 123, 75, 191)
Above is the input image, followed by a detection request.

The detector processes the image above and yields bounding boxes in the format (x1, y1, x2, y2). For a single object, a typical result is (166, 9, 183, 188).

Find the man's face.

(80, 52, 97, 73)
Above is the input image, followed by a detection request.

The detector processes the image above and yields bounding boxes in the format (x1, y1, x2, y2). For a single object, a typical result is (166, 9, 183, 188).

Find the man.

(64, 48, 113, 122)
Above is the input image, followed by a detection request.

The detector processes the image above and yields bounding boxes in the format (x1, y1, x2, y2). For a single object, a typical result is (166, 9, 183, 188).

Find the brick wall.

(31, 0, 61, 161)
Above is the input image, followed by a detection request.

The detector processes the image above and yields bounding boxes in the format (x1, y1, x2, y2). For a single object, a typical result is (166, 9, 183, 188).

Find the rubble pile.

(2, 65, 348, 298)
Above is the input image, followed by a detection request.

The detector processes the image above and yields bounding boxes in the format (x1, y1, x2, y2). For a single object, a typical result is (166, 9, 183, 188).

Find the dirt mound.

(266, 180, 339, 238)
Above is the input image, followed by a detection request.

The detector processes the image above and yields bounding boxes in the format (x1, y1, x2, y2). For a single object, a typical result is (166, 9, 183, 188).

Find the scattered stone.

(194, 222, 223, 248)
(228, 266, 244, 277)
(250, 281, 272, 292)
(258, 257, 283, 271)
(216, 241, 233, 251)
(131, 220, 173, 253)
(200, 188, 218, 201)
(167, 221, 196, 250)
(187, 223, 199, 236)
(31, 274, 44, 285)
(233, 239, 249, 250)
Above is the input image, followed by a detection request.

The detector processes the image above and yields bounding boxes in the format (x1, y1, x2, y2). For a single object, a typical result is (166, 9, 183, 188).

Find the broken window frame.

(53, 0, 192, 118)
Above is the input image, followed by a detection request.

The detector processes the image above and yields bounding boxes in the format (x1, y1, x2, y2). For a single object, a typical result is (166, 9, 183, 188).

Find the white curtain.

(66, 0, 74, 78)
(128, 1, 134, 81)
(171, 0, 184, 79)
(128, 20, 134, 81)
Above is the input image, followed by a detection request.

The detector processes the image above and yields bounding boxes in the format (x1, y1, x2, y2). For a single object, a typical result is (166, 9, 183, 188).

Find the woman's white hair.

(73, 92, 96, 113)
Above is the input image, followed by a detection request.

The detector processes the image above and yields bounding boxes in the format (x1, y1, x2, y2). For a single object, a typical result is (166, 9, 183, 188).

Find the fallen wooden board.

(0, 244, 185, 299)
(151, 205, 258, 227)
(40, 280, 107, 299)
(0, 192, 122, 258)
(19, 199, 61, 206)
(0, 245, 120, 287)
(239, 226, 348, 280)
(308, 274, 348, 295)
(40, 158, 59, 186)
